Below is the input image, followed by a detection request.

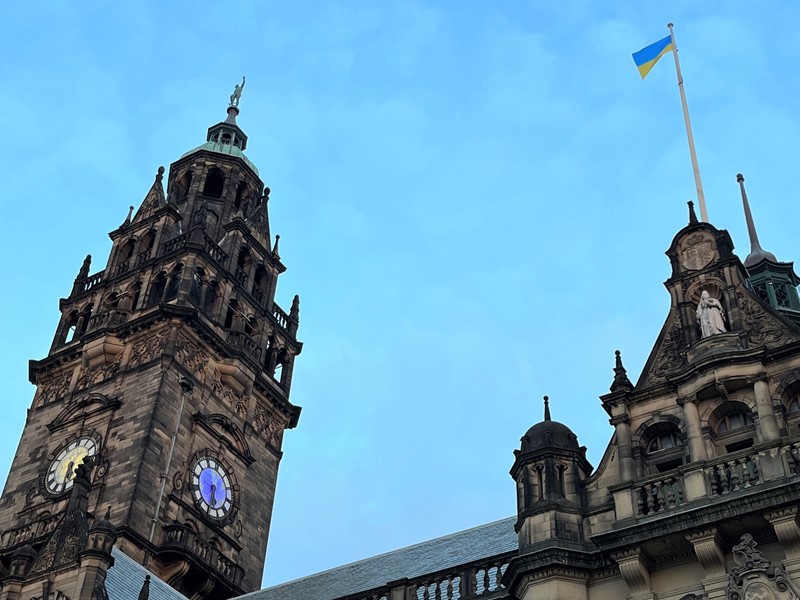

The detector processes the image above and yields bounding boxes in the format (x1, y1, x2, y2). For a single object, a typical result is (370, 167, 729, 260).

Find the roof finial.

(138, 575, 151, 600)
(543, 395, 551, 422)
(737, 173, 777, 267)
(156, 165, 165, 183)
(610, 349, 633, 392)
(687, 200, 698, 225)
(122, 205, 134, 226)
(272, 234, 281, 259)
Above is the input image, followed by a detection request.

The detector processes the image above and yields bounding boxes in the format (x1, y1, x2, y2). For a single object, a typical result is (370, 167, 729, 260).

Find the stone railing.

(351, 555, 512, 600)
(227, 331, 262, 361)
(160, 524, 244, 587)
(136, 249, 152, 266)
(2, 512, 63, 549)
(115, 258, 131, 276)
(234, 266, 249, 286)
(613, 437, 800, 522)
(635, 474, 684, 516)
(203, 234, 228, 264)
(86, 309, 128, 332)
(78, 271, 105, 293)
(706, 452, 760, 496)
(163, 232, 190, 254)
(272, 304, 289, 329)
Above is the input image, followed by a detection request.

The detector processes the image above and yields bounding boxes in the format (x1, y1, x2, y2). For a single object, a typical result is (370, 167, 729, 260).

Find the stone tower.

(0, 92, 302, 600)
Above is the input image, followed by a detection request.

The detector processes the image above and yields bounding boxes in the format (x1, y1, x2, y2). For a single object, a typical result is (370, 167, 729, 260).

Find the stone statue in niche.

(697, 290, 726, 338)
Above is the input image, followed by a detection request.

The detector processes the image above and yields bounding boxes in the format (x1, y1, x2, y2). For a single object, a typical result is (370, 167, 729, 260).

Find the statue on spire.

(230, 76, 246, 107)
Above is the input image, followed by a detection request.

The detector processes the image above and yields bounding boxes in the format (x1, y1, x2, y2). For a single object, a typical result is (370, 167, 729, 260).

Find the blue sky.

(2, 0, 800, 589)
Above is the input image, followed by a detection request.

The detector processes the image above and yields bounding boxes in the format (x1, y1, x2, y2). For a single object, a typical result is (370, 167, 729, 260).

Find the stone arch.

(48, 393, 122, 432)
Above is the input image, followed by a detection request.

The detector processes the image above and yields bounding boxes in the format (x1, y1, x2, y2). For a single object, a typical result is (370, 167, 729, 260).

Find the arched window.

(189, 267, 204, 306)
(710, 401, 756, 453)
(174, 170, 193, 201)
(203, 168, 225, 198)
(203, 280, 218, 316)
(234, 182, 247, 211)
(235, 248, 251, 285)
(138, 230, 156, 264)
(147, 272, 167, 307)
(253, 266, 269, 305)
(717, 411, 754, 434)
(647, 432, 680, 453)
(117, 239, 135, 275)
(128, 281, 142, 311)
(62, 311, 79, 344)
(164, 265, 183, 301)
(224, 299, 239, 330)
(641, 422, 685, 473)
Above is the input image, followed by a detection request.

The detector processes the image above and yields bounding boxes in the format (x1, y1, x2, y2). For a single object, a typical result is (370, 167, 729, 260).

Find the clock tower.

(0, 90, 302, 600)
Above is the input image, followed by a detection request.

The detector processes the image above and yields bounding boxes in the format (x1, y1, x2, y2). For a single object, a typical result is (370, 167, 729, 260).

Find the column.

(611, 414, 634, 482)
(754, 375, 780, 441)
(678, 396, 707, 462)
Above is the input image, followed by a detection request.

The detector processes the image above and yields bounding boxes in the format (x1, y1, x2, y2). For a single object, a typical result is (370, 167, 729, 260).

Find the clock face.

(46, 437, 98, 495)
(191, 457, 233, 520)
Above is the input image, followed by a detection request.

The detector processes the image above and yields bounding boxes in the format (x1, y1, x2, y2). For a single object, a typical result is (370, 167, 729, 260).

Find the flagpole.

(667, 22, 708, 223)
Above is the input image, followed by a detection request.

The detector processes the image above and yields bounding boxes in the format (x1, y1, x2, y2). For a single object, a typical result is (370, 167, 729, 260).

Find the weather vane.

(229, 76, 246, 108)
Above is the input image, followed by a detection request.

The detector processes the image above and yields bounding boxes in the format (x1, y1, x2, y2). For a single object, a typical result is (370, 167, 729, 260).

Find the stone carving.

(644, 316, 685, 386)
(177, 336, 209, 375)
(697, 291, 727, 337)
(128, 331, 168, 369)
(737, 291, 796, 348)
(253, 404, 286, 447)
(75, 352, 123, 392)
(680, 232, 717, 271)
(34, 370, 73, 407)
(726, 533, 800, 600)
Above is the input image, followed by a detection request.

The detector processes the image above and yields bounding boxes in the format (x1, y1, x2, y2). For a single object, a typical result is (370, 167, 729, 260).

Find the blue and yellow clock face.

(191, 457, 233, 520)
(46, 437, 98, 495)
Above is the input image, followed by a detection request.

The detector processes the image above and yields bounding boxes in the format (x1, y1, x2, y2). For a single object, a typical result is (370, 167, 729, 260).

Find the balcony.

(612, 437, 800, 522)
(159, 524, 244, 587)
(227, 331, 262, 362)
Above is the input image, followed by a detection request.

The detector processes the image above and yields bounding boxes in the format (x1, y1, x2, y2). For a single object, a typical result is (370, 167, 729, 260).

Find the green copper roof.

(180, 140, 259, 176)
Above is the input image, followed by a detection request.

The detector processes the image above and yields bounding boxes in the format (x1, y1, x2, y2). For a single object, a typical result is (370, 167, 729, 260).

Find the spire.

(737, 173, 777, 268)
(610, 349, 633, 392)
(76, 254, 92, 280)
(687, 200, 698, 225)
(131, 167, 166, 224)
(543, 395, 551, 422)
(122, 205, 134, 227)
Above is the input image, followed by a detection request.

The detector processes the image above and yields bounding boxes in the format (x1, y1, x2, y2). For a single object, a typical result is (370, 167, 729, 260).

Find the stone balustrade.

(352, 556, 511, 600)
(614, 437, 800, 522)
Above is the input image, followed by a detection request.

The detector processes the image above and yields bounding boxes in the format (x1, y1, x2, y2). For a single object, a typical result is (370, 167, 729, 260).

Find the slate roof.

(106, 548, 188, 600)
(240, 516, 518, 600)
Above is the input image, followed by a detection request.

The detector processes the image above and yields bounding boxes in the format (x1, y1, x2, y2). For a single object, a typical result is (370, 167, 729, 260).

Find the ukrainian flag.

(632, 35, 674, 79)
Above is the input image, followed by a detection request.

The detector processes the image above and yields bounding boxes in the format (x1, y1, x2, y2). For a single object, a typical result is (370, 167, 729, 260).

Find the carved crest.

(726, 534, 800, 600)
(679, 231, 717, 271)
